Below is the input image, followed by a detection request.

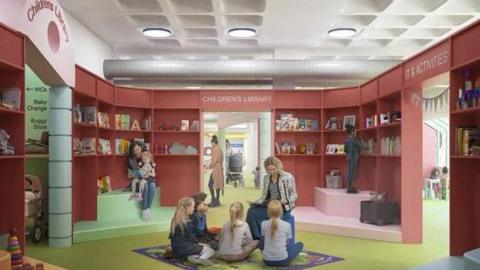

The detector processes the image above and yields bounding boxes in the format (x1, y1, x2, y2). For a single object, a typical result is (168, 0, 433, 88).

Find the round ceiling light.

(228, 28, 257, 38)
(142, 28, 173, 38)
(327, 28, 357, 38)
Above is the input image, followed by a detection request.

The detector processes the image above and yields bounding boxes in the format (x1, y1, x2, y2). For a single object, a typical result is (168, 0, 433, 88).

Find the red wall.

(423, 124, 437, 179)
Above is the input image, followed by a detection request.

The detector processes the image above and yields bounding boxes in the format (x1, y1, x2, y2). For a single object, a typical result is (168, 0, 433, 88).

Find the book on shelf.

(81, 106, 97, 125)
(380, 136, 401, 155)
(455, 126, 480, 156)
(142, 116, 152, 131)
(73, 138, 96, 155)
(326, 144, 344, 155)
(277, 114, 319, 131)
(365, 115, 378, 128)
(97, 139, 112, 155)
(380, 111, 401, 125)
(360, 138, 376, 155)
(115, 114, 131, 130)
(97, 112, 110, 128)
(181, 120, 189, 131)
(0, 87, 21, 110)
(115, 139, 130, 155)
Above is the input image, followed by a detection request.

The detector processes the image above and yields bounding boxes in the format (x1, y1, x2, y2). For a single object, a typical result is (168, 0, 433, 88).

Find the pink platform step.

(293, 207, 402, 242)
(314, 187, 372, 218)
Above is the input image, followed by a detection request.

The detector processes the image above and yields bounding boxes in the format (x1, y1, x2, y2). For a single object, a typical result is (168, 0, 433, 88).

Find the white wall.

(244, 120, 259, 172)
(65, 11, 112, 78)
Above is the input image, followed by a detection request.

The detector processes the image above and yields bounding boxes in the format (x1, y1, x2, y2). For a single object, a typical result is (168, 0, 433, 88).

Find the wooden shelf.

(74, 122, 97, 128)
(153, 130, 200, 133)
(275, 154, 322, 157)
(324, 154, 346, 157)
(0, 58, 24, 71)
(115, 129, 152, 133)
(0, 107, 24, 115)
(451, 155, 480, 160)
(378, 122, 401, 128)
(0, 155, 24, 159)
(358, 126, 377, 132)
(379, 155, 401, 158)
(322, 129, 346, 133)
(154, 154, 200, 157)
(98, 126, 115, 131)
(73, 154, 97, 158)
(115, 104, 151, 109)
(115, 154, 128, 157)
(25, 154, 48, 159)
(97, 154, 115, 157)
(361, 154, 378, 157)
(451, 106, 480, 115)
(275, 130, 321, 134)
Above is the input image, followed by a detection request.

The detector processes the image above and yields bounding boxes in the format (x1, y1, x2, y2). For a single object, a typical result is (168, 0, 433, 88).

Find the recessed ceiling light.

(328, 28, 357, 38)
(228, 28, 257, 38)
(142, 28, 173, 38)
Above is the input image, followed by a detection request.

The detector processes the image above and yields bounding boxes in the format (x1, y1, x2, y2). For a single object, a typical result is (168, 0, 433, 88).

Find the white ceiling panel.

(57, 0, 480, 67)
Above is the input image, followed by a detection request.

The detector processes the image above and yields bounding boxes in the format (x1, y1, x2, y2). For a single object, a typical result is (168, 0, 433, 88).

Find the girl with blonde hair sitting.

(169, 197, 215, 266)
(261, 200, 304, 267)
(218, 201, 259, 262)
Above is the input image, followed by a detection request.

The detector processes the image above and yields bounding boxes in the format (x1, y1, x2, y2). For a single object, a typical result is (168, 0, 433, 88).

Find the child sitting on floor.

(190, 192, 219, 250)
(218, 201, 259, 262)
(169, 197, 215, 266)
(129, 151, 155, 201)
(261, 200, 304, 267)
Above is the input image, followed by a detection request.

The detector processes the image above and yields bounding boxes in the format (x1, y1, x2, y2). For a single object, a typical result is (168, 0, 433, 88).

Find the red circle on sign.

(47, 21, 60, 53)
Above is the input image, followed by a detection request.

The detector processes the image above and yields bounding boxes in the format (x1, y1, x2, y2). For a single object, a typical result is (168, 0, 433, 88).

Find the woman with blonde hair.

(169, 197, 215, 265)
(261, 200, 304, 266)
(218, 202, 259, 262)
(246, 156, 298, 240)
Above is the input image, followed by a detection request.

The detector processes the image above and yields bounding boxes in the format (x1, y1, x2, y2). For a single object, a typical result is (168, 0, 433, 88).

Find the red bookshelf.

(0, 23, 25, 250)
(153, 92, 201, 205)
(449, 59, 480, 256)
(274, 97, 323, 206)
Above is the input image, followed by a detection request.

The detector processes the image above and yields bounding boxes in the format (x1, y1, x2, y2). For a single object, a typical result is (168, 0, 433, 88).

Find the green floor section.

(73, 188, 175, 243)
(26, 173, 450, 270)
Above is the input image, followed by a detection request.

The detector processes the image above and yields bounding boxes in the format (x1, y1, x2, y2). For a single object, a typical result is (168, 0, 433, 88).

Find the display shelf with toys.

(0, 23, 25, 251)
(152, 104, 201, 205)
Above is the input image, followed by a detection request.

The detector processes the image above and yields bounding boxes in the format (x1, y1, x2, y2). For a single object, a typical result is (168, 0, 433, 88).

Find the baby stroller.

(226, 154, 244, 187)
(25, 175, 47, 243)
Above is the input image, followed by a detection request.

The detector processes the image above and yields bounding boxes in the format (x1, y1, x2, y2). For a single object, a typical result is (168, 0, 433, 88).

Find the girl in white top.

(261, 200, 304, 267)
(218, 202, 259, 262)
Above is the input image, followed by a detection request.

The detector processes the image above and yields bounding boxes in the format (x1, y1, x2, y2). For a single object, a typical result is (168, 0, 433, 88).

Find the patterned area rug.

(133, 245, 344, 269)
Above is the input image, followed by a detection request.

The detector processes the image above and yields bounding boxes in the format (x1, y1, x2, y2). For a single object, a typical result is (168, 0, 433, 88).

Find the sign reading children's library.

(200, 91, 274, 110)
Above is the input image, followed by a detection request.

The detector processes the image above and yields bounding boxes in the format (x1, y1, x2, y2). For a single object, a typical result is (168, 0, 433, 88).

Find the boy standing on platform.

(344, 124, 361, 194)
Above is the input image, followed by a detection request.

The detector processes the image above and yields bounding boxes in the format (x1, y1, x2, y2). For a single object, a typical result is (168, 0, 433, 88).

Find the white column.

(48, 86, 72, 248)
(259, 112, 272, 179)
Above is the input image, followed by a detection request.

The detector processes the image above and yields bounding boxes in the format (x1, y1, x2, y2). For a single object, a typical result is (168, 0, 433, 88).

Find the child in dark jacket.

(169, 197, 215, 266)
(190, 192, 219, 250)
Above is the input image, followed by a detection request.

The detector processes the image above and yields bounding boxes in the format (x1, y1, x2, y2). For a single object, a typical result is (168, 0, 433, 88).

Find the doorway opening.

(202, 111, 270, 213)
(421, 73, 450, 256)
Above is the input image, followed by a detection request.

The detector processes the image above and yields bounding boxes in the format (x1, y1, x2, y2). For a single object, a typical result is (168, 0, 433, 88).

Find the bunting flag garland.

(410, 87, 449, 113)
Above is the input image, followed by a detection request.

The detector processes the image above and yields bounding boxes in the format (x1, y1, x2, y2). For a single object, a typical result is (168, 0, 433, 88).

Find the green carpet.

(25, 173, 449, 270)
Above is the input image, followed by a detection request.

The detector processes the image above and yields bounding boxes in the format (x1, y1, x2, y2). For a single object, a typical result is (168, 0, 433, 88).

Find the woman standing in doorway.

(208, 135, 224, 207)
(246, 156, 298, 240)
(127, 141, 156, 220)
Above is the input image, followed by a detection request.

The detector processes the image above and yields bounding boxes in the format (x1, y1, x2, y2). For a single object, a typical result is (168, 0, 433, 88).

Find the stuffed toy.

(0, 129, 15, 155)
